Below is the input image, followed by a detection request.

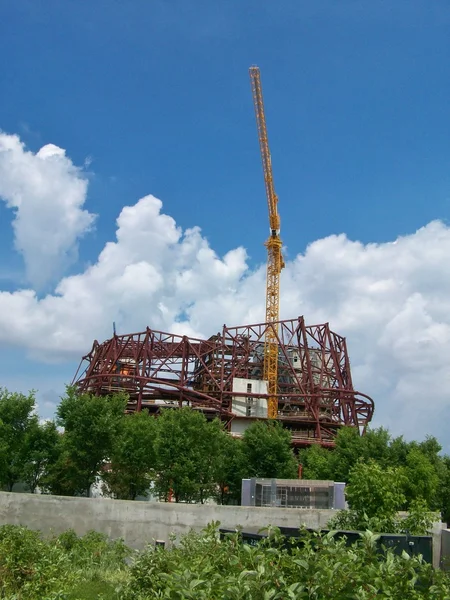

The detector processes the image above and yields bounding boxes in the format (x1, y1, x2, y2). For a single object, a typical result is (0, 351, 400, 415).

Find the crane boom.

(249, 65, 284, 419)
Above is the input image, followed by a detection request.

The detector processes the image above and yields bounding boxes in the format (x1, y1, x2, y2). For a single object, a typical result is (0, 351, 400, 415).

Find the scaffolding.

(72, 317, 374, 447)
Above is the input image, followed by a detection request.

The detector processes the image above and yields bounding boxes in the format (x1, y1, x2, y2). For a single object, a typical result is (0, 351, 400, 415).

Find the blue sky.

(0, 0, 450, 441)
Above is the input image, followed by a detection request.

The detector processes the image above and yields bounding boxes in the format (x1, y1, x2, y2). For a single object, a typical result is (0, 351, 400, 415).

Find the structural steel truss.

(72, 317, 374, 447)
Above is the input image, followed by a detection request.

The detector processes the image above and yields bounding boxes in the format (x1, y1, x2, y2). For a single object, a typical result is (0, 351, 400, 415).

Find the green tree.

(328, 426, 366, 482)
(417, 435, 442, 462)
(195, 418, 229, 504)
(241, 420, 298, 479)
(301, 427, 408, 483)
(22, 420, 59, 493)
(46, 388, 127, 496)
(345, 460, 406, 522)
(153, 408, 226, 503)
(329, 459, 438, 535)
(298, 443, 333, 480)
(387, 434, 413, 467)
(0, 388, 38, 491)
(363, 427, 392, 466)
(402, 447, 440, 509)
(215, 435, 246, 505)
(103, 411, 155, 500)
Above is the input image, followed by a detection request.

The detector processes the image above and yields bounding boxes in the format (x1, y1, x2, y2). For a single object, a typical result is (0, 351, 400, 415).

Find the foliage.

(403, 448, 440, 509)
(345, 460, 406, 521)
(328, 461, 437, 536)
(46, 387, 127, 496)
(103, 411, 156, 500)
(215, 435, 246, 504)
(300, 425, 450, 523)
(123, 524, 449, 599)
(0, 388, 39, 491)
(2, 381, 450, 518)
(54, 529, 131, 569)
(401, 498, 437, 536)
(22, 419, 60, 493)
(242, 420, 298, 479)
(298, 443, 333, 480)
(0, 521, 449, 599)
(0, 524, 131, 599)
(153, 408, 228, 503)
(0, 524, 71, 598)
(193, 417, 231, 504)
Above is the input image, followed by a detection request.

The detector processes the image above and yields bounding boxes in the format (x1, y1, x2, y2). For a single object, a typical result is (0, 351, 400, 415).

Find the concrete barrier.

(0, 491, 444, 568)
(0, 491, 335, 548)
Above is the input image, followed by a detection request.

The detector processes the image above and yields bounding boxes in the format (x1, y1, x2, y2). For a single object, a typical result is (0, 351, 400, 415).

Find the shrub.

(123, 524, 450, 599)
(0, 524, 70, 597)
(53, 529, 131, 569)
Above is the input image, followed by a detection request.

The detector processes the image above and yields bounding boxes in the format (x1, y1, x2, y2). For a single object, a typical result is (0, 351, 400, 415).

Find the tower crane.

(249, 66, 285, 419)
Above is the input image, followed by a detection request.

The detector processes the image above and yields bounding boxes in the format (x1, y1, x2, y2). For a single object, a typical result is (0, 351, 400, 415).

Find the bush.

(328, 460, 438, 535)
(0, 523, 449, 599)
(54, 529, 131, 569)
(123, 524, 450, 599)
(0, 524, 70, 597)
(0, 525, 131, 599)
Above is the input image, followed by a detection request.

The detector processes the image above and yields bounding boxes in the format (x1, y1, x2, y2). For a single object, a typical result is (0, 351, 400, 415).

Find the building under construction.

(72, 317, 374, 447)
(73, 67, 375, 447)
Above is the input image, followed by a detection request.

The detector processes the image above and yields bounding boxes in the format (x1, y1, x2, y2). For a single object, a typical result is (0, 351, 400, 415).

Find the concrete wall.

(0, 491, 444, 568)
(441, 529, 450, 569)
(0, 491, 334, 549)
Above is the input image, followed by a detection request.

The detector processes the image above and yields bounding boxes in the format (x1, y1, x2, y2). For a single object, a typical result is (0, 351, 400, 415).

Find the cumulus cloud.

(0, 134, 449, 442)
(0, 193, 250, 359)
(0, 132, 95, 288)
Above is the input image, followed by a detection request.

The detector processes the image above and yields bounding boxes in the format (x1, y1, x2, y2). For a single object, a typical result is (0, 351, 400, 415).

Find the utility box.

(241, 478, 342, 509)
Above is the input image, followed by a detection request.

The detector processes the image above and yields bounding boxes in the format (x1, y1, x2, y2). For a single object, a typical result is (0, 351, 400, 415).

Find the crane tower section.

(250, 66, 284, 419)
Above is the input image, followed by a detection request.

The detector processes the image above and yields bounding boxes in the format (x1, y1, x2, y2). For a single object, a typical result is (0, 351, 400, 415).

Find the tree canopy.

(242, 420, 298, 479)
(1, 384, 450, 520)
(300, 425, 450, 521)
(0, 389, 40, 491)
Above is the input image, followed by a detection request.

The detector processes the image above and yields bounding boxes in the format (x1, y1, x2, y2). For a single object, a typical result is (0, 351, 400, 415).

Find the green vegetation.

(327, 461, 436, 535)
(3, 386, 450, 596)
(0, 388, 50, 492)
(103, 410, 156, 500)
(1, 385, 450, 521)
(0, 525, 129, 599)
(300, 426, 450, 523)
(0, 523, 448, 599)
(46, 388, 127, 497)
(0, 387, 300, 503)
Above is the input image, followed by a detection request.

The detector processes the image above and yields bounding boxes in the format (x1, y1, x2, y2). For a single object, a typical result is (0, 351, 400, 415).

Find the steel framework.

(72, 317, 374, 447)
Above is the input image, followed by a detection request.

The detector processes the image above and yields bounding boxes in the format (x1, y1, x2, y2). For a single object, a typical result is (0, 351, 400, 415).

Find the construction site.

(73, 66, 375, 447)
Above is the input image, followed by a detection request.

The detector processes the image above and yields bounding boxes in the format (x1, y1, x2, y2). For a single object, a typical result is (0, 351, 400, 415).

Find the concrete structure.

(231, 377, 268, 418)
(440, 528, 450, 569)
(0, 492, 444, 568)
(0, 491, 335, 549)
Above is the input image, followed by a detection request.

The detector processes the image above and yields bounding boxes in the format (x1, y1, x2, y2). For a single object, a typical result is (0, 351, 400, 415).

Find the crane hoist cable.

(249, 65, 285, 419)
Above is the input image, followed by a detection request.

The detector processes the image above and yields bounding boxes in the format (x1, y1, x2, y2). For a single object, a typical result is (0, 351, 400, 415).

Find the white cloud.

(0, 132, 95, 288)
(1, 134, 450, 443)
(0, 193, 250, 360)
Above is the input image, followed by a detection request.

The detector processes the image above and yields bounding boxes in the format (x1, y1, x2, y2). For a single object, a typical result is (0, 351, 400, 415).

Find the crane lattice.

(249, 66, 285, 419)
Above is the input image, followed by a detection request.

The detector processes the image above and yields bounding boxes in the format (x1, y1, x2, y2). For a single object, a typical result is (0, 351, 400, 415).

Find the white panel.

(231, 378, 268, 418)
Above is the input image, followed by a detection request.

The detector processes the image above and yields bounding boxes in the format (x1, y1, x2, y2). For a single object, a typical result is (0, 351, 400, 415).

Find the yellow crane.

(249, 65, 285, 419)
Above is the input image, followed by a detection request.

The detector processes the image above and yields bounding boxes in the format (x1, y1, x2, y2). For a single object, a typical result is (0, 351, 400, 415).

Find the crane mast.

(249, 66, 284, 419)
